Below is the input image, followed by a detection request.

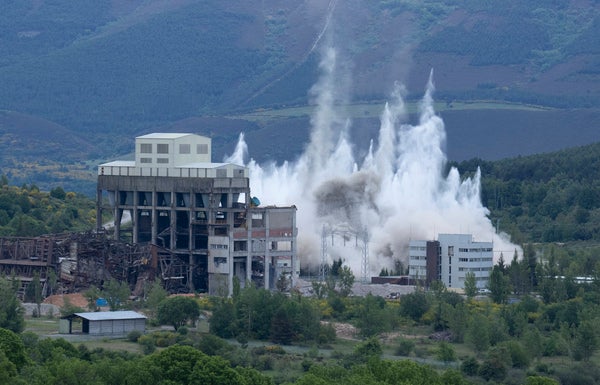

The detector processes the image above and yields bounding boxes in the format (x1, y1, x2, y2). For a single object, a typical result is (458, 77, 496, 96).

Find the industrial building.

(97, 133, 298, 295)
(408, 234, 493, 289)
(59, 311, 146, 336)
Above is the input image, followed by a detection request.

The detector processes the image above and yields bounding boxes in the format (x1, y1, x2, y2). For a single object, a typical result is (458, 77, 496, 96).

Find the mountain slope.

(0, 0, 598, 194)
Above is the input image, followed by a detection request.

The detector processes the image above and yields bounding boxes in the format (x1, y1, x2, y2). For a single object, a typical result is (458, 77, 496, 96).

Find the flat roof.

(64, 311, 147, 321)
(100, 160, 135, 167)
(179, 162, 243, 169)
(137, 133, 196, 139)
(98, 161, 245, 170)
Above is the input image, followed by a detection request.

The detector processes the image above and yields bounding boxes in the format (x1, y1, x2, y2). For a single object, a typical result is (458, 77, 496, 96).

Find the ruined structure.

(97, 133, 298, 295)
(0, 231, 152, 297)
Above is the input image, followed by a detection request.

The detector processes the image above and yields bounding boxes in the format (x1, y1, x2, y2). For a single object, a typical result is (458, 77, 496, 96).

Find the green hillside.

(0, 0, 598, 194)
(453, 142, 600, 244)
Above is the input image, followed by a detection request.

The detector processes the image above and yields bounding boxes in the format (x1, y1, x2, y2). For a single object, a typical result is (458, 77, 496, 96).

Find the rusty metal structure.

(0, 230, 199, 299)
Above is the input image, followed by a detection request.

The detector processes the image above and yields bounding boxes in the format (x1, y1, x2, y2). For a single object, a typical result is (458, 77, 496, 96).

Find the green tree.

(399, 289, 430, 322)
(190, 354, 245, 385)
(337, 265, 355, 297)
(466, 313, 490, 352)
(269, 305, 294, 345)
(0, 350, 17, 383)
(25, 271, 43, 317)
(0, 328, 28, 370)
(103, 279, 130, 311)
(209, 299, 236, 338)
(463, 272, 477, 299)
(525, 376, 559, 385)
(157, 296, 200, 331)
(148, 345, 205, 384)
(443, 302, 469, 343)
(353, 337, 382, 362)
(436, 342, 456, 364)
(0, 277, 24, 333)
(356, 293, 392, 337)
(83, 285, 101, 311)
(145, 280, 168, 319)
(311, 281, 327, 299)
(488, 265, 510, 304)
(572, 320, 598, 361)
(49, 186, 66, 200)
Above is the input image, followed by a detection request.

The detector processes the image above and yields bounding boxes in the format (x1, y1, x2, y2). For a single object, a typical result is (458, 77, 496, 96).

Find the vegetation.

(0, 1, 598, 193)
(157, 296, 201, 331)
(0, 178, 95, 236)
(0, 276, 25, 333)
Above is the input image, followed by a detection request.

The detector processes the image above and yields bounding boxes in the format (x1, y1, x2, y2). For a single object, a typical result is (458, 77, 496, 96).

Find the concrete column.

(170, 189, 176, 250)
(246, 223, 252, 286)
(132, 190, 138, 243)
(113, 190, 120, 240)
(151, 188, 157, 245)
(96, 187, 103, 232)
(291, 208, 297, 288)
(264, 211, 270, 290)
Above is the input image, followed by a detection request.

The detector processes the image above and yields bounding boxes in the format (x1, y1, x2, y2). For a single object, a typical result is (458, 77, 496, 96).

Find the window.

(140, 143, 152, 153)
(197, 143, 208, 154)
(140, 158, 152, 163)
(214, 257, 227, 266)
(179, 144, 190, 154)
(157, 143, 169, 154)
(216, 169, 227, 178)
(157, 158, 169, 164)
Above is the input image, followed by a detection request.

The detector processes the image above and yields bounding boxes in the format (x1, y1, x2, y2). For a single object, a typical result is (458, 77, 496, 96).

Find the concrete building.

(97, 133, 297, 295)
(59, 311, 146, 336)
(408, 234, 493, 289)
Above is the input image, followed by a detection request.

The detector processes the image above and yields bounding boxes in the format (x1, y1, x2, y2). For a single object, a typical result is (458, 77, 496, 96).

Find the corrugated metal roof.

(71, 311, 147, 321)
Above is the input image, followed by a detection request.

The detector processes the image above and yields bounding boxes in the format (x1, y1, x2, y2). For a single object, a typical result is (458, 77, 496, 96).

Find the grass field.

(229, 100, 551, 122)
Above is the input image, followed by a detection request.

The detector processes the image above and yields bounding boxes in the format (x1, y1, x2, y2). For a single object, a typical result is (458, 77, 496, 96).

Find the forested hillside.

(454, 142, 600, 245)
(0, 0, 598, 194)
(0, 179, 95, 236)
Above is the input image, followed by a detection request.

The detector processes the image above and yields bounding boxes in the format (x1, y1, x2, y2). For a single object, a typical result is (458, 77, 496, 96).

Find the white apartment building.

(408, 234, 493, 289)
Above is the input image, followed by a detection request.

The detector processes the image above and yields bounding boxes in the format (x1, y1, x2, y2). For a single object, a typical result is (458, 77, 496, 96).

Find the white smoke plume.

(226, 47, 520, 276)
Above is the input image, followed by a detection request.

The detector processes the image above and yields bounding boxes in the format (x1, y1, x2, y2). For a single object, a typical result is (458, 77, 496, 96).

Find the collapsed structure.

(97, 133, 298, 295)
(408, 234, 493, 289)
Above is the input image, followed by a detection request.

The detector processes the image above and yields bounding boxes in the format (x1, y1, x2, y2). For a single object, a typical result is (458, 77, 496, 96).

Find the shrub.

(461, 356, 479, 376)
(138, 335, 155, 355)
(394, 338, 415, 356)
(127, 330, 142, 342)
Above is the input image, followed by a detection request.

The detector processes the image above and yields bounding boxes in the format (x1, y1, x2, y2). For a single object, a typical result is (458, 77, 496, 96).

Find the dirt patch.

(44, 293, 89, 310)
(323, 321, 358, 340)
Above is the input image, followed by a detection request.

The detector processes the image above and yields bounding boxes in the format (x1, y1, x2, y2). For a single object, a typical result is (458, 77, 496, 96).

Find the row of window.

(458, 267, 492, 272)
(409, 246, 426, 251)
(139, 143, 209, 155)
(458, 248, 493, 252)
(458, 257, 493, 262)
(210, 244, 228, 250)
(140, 157, 169, 164)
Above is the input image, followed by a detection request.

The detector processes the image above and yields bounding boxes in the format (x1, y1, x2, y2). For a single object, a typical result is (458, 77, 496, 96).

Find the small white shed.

(60, 311, 147, 336)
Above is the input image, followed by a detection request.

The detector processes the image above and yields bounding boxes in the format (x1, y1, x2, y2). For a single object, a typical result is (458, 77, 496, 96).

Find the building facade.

(97, 133, 297, 295)
(60, 311, 146, 336)
(408, 234, 493, 289)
